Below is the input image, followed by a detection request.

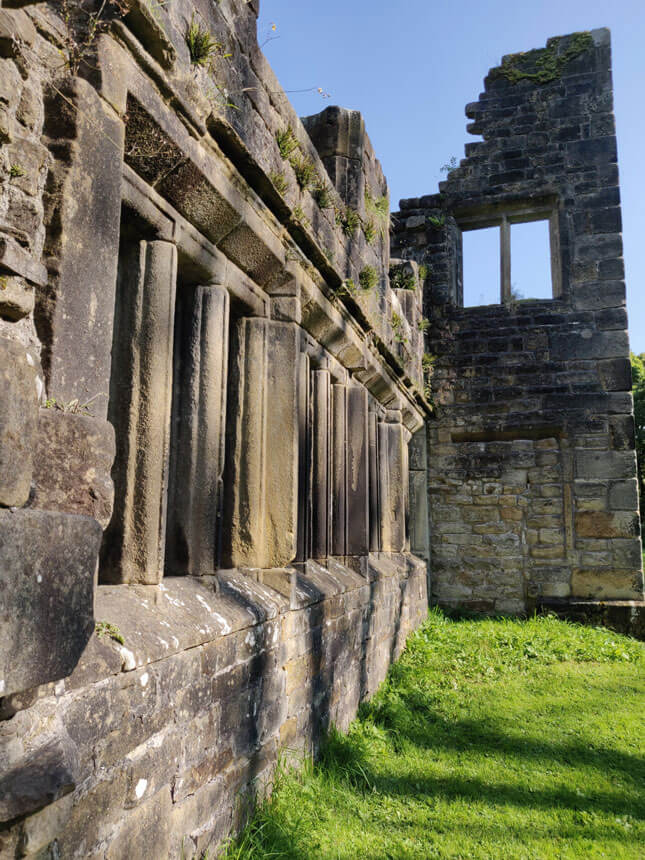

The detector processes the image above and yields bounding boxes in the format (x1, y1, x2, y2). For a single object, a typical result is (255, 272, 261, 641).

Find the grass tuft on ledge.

(223, 610, 645, 859)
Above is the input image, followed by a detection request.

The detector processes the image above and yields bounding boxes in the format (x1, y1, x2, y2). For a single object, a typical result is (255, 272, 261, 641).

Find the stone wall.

(392, 29, 644, 615)
(0, 1, 428, 856)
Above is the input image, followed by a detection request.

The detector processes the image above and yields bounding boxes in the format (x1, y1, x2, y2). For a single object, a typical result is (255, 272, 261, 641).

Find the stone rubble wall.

(392, 29, 644, 614)
(0, 1, 429, 856)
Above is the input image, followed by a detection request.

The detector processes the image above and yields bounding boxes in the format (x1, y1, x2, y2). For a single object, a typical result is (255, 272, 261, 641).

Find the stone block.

(575, 511, 639, 539)
(30, 410, 116, 527)
(0, 728, 79, 823)
(0, 509, 101, 697)
(611, 539, 643, 569)
(575, 449, 636, 480)
(0, 336, 38, 507)
(598, 357, 632, 391)
(571, 569, 644, 600)
(608, 479, 639, 511)
(0, 274, 34, 320)
(550, 329, 628, 360)
(106, 787, 172, 860)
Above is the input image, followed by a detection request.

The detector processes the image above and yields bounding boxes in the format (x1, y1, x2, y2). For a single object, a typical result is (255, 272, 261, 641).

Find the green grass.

(224, 611, 645, 859)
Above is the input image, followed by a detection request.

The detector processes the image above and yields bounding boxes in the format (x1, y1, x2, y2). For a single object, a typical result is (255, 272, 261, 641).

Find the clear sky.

(258, 0, 644, 352)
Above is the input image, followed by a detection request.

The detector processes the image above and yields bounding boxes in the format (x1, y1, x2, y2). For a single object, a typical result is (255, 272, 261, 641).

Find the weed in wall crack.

(186, 15, 223, 67)
(359, 265, 378, 292)
(269, 171, 288, 195)
(313, 179, 333, 209)
(337, 207, 360, 238)
(95, 621, 125, 645)
(289, 155, 317, 191)
(276, 126, 300, 160)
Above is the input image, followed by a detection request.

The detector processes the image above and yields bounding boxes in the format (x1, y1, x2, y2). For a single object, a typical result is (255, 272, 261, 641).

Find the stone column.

(296, 351, 310, 563)
(311, 368, 331, 559)
(165, 284, 229, 576)
(409, 427, 430, 562)
(379, 410, 406, 552)
(346, 385, 369, 557)
(41, 78, 124, 415)
(224, 318, 299, 568)
(368, 409, 381, 552)
(223, 317, 267, 568)
(331, 382, 347, 557)
(264, 321, 300, 566)
(403, 426, 411, 552)
(101, 240, 177, 584)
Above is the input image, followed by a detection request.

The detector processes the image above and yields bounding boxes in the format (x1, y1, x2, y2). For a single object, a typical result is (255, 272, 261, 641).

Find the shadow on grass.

(364, 686, 645, 792)
(317, 709, 644, 822)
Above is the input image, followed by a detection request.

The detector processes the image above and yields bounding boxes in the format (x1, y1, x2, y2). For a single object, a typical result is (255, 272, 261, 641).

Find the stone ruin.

(0, 2, 641, 856)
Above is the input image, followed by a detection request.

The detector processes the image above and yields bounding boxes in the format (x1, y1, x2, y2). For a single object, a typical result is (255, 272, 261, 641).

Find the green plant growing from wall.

(313, 180, 333, 209)
(186, 15, 223, 66)
(390, 264, 416, 291)
(335, 278, 358, 298)
(43, 393, 103, 415)
(269, 171, 288, 195)
(365, 187, 390, 238)
(95, 621, 125, 645)
(422, 352, 436, 401)
(290, 155, 317, 191)
(427, 214, 445, 229)
(417, 317, 430, 333)
(9, 164, 25, 178)
(59, 0, 130, 75)
(292, 205, 310, 229)
(336, 208, 360, 238)
(440, 156, 459, 175)
(363, 220, 377, 244)
(359, 266, 378, 292)
(418, 264, 429, 284)
(276, 126, 300, 160)
(391, 312, 408, 344)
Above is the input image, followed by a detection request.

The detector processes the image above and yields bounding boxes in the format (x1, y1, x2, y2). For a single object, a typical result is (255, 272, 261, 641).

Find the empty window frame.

(460, 207, 560, 307)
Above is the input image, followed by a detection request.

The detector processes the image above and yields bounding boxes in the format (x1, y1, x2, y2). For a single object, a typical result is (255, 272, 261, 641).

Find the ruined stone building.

(0, 1, 641, 857)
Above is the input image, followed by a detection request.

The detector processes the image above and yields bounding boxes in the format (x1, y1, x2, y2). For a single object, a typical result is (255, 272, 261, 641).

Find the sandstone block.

(0, 509, 101, 697)
(575, 511, 639, 539)
(608, 479, 639, 510)
(0, 336, 38, 507)
(0, 274, 34, 320)
(0, 730, 79, 824)
(575, 449, 637, 480)
(571, 568, 644, 600)
(30, 410, 116, 527)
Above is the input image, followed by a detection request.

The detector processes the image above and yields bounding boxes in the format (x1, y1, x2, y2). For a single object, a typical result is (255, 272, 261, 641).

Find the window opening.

(462, 226, 500, 307)
(510, 220, 552, 300)
(461, 213, 556, 306)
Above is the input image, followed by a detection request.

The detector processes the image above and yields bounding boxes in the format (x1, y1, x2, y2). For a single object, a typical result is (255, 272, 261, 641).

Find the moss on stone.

(494, 32, 594, 85)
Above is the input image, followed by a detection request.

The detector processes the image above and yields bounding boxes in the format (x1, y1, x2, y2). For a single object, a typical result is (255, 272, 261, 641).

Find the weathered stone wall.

(0, 1, 428, 856)
(0, 559, 427, 858)
(392, 29, 644, 614)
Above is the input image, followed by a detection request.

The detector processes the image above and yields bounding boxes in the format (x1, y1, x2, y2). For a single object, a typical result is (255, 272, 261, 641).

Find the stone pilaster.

(101, 240, 178, 585)
(166, 284, 229, 576)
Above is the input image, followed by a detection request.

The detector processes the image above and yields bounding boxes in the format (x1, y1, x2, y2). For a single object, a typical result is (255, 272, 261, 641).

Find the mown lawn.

(224, 611, 645, 859)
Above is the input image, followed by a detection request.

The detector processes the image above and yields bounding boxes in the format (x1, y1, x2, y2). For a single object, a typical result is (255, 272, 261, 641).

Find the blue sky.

(258, 0, 645, 352)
